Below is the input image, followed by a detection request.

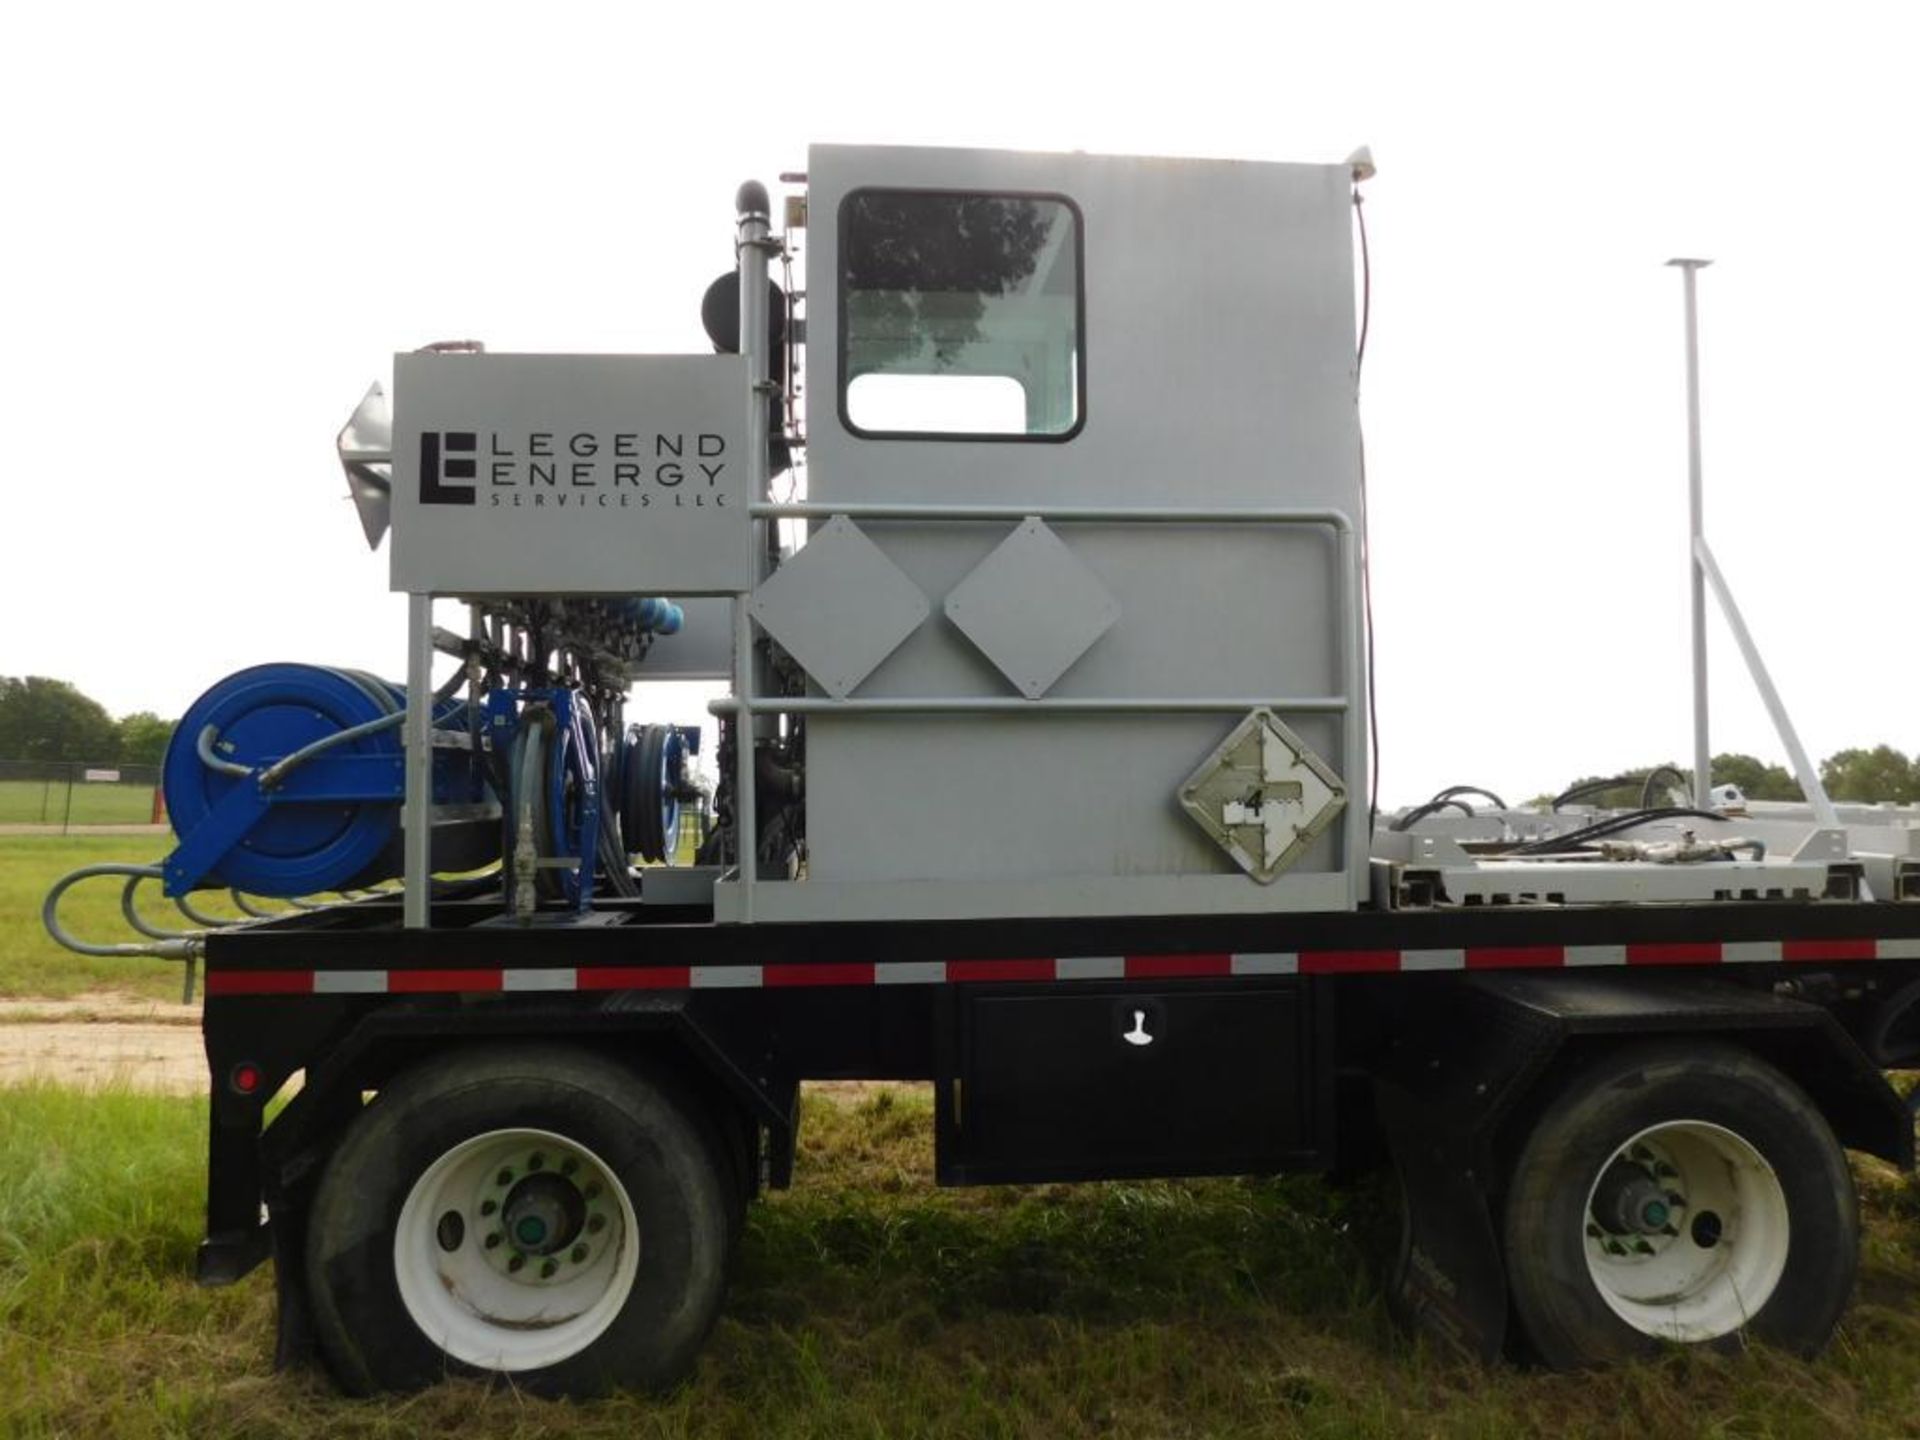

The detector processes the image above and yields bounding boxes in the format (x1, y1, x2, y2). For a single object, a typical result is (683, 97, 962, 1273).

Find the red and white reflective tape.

(202, 936, 1920, 997)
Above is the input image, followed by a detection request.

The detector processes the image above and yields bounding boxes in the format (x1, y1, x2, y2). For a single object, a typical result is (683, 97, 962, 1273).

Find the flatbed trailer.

(199, 894, 1920, 1384)
(52, 141, 1920, 1395)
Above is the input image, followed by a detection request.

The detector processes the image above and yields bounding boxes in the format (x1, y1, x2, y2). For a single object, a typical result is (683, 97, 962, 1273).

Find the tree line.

(1547, 747, 1920, 808)
(0, 677, 177, 767)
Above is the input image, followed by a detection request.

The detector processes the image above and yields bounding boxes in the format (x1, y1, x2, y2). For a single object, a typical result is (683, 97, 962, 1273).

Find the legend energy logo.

(419, 432, 478, 506)
(416, 430, 730, 511)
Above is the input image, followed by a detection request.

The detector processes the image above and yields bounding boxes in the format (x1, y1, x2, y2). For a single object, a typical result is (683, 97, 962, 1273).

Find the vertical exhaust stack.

(729, 179, 775, 915)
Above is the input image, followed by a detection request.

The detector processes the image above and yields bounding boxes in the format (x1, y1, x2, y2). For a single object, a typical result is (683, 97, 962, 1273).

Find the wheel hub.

(469, 1142, 615, 1284)
(1591, 1155, 1683, 1240)
(503, 1172, 585, 1257)
(1580, 1120, 1789, 1343)
(394, 1127, 640, 1372)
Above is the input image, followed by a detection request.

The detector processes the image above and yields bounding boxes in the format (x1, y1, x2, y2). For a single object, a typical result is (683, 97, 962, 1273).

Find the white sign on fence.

(82, 769, 121, 783)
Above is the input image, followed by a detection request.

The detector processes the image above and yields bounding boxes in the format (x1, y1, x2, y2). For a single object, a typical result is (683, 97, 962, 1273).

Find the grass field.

(7, 836, 1920, 1434)
(0, 777, 160, 827)
(3, 1084, 1920, 1437)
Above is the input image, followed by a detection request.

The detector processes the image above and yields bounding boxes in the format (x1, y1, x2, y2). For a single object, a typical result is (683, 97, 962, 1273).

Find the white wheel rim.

(1581, 1119, 1789, 1342)
(394, 1127, 639, 1372)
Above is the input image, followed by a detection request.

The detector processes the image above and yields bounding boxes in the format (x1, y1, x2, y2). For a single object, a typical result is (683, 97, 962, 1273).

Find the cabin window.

(840, 189, 1083, 440)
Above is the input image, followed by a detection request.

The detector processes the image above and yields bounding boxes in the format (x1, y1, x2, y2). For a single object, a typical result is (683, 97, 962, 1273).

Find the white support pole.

(1667, 258, 1713, 806)
(403, 592, 434, 928)
(1692, 537, 1842, 829)
(1664, 260, 1846, 843)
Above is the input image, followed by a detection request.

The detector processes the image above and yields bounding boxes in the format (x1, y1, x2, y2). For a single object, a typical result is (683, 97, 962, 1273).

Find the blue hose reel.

(160, 662, 698, 908)
(618, 722, 696, 863)
(160, 663, 494, 898)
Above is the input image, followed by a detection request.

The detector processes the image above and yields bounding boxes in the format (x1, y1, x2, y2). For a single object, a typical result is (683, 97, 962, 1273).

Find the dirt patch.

(0, 989, 204, 1092)
(0, 994, 198, 1025)
(0, 1021, 206, 1093)
(0, 1004, 931, 1101)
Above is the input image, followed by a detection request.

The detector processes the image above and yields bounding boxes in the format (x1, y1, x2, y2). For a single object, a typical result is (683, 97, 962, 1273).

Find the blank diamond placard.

(749, 516, 931, 698)
(944, 519, 1120, 698)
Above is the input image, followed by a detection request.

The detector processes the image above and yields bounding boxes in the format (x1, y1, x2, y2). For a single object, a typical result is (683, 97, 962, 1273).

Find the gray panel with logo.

(389, 352, 751, 596)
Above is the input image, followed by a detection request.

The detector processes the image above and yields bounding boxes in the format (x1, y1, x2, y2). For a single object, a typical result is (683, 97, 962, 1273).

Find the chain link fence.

(0, 760, 165, 831)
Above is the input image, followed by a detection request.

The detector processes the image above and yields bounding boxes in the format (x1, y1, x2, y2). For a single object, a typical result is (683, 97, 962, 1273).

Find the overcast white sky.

(3, 1, 1914, 806)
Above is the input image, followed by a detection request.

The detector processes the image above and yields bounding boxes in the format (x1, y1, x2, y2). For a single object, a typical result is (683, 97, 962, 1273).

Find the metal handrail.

(750, 501, 1352, 531)
(715, 696, 1345, 715)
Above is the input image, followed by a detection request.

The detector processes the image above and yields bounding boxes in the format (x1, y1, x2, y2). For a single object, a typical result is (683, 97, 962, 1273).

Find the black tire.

(1503, 1041, 1857, 1369)
(709, 1101, 755, 1249)
(661, 1079, 752, 1251)
(305, 1045, 730, 1397)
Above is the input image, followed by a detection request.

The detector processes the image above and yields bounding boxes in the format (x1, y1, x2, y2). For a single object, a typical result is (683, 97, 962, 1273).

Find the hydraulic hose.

(257, 709, 405, 789)
(44, 864, 202, 962)
(1512, 807, 1733, 856)
(204, 663, 466, 791)
(120, 872, 199, 943)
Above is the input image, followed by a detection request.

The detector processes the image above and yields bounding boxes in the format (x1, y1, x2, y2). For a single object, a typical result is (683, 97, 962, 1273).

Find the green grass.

(2, 1083, 1920, 1437)
(0, 777, 160, 827)
(0, 836, 254, 1001)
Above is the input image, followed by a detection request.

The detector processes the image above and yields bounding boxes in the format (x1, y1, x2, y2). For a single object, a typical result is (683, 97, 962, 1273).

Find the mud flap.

(1375, 1079, 1507, 1362)
(270, 1202, 316, 1370)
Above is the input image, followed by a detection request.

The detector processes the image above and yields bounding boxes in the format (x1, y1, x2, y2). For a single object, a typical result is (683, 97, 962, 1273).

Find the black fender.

(1358, 970, 1909, 1362)
(200, 989, 801, 1368)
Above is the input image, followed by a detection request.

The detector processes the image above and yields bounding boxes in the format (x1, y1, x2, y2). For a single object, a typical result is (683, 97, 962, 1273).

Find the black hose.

(1639, 765, 1688, 808)
(1388, 784, 1509, 832)
(1389, 798, 1474, 831)
(597, 788, 641, 899)
(1512, 807, 1732, 856)
(1430, 785, 1507, 810)
(1551, 776, 1636, 811)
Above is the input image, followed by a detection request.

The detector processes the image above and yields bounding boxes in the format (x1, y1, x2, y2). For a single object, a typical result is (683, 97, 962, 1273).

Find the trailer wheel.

(305, 1046, 728, 1397)
(1503, 1043, 1856, 1368)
